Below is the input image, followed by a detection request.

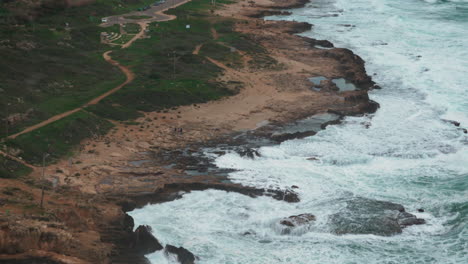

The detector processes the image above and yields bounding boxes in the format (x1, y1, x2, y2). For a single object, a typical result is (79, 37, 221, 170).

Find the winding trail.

(121, 22, 147, 49)
(6, 2, 190, 140)
(7, 52, 134, 140)
(0, 150, 37, 169)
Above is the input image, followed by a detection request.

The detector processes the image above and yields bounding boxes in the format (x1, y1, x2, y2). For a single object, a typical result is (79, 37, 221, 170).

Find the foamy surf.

(130, 0, 468, 263)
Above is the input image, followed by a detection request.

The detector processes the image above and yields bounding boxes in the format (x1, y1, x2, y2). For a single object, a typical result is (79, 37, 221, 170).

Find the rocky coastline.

(105, 0, 383, 262)
(0, 0, 421, 263)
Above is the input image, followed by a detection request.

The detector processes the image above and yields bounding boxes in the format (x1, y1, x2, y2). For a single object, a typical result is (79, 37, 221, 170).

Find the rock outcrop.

(165, 245, 196, 264)
(329, 197, 425, 236)
(280, 213, 316, 227)
(131, 225, 163, 255)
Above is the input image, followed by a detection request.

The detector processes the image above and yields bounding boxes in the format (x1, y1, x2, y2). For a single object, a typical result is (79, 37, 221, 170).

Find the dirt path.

(193, 44, 203, 55)
(86, 51, 135, 105)
(8, 52, 135, 140)
(211, 27, 219, 40)
(121, 22, 147, 49)
(0, 150, 37, 169)
(101, 0, 192, 26)
(7, 2, 185, 140)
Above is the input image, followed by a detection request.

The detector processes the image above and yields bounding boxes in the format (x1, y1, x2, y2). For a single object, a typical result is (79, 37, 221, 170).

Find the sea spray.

(130, 0, 468, 263)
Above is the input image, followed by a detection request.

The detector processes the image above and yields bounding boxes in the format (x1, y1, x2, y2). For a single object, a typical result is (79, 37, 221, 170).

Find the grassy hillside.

(5, 110, 114, 165)
(1, 0, 268, 167)
(0, 0, 157, 137)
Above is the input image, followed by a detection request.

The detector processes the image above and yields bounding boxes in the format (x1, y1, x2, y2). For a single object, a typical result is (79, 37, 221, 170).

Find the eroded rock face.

(280, 213, 316, 227)
(131, 225, 163, 255)
(165, 245, 196, 264)
(329, 197, 425, 236)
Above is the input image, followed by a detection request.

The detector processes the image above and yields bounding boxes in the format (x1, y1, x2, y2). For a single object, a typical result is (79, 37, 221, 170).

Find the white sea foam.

(130, 0, 468, 263)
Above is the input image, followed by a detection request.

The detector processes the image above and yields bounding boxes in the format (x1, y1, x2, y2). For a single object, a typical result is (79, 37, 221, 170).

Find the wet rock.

(304, 38, 334, 48)
(329, 197, 425, 236)
(442, 119, 460, 127)
(291, 185, 299, 189)
(321, 48, 375, 89)
(398, 211, 426, 227)
(242, 231, 255, 236)
(417, 208, 425, 213)
(165, 245, 196, 264)
(245, 10, 292, 18)
(362, 100, 380, 114)
(131, 225, 163, 254)
(283, 22, 313, 34)
(236, 147, 261, 158)
(280, 214, 316, 227)
(270, 130, 317, 142)
(271, 189, 300, 203)
(132, 182, 300, 204)
(343, 91, 370, 103)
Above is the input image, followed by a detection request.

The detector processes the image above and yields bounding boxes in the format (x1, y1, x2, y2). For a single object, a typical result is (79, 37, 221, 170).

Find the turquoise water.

(129, 0, 468, 263)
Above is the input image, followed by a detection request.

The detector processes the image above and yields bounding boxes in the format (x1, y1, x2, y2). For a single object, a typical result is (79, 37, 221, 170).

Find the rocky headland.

(0, 1, 425, 263)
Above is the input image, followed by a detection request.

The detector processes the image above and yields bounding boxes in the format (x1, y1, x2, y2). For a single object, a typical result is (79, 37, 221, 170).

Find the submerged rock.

(131, 225, 163, 254)
(329, 197, 425, 236)
(280, 213, 316, 227)
(236, 147, 261, 159)
(271, 189, 300, 203)
(165, 245, 196, 264)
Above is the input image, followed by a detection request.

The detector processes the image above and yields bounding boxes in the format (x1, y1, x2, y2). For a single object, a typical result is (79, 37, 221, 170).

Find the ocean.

(129, 0, 468, 263)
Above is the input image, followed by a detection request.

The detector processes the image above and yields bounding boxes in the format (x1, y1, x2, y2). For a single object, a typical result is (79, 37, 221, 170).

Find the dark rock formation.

(116, 182, 301, 215)
(282, 22, 313, 34)
(280, 213, 316, 227)
(328, 91, 380, 116)
(304, 38, 334, 48)
(329, 197, 425, 236)
(270, 130, 317, 142)
(245, 10, 292, 18)
(131, 225, 163, 255)
(322, 48, 375, 89)
(271, 189, 300, 203)
(165, 245, 196, 264)
(398, 211, 426, 227)
(236, 147, 261, 158)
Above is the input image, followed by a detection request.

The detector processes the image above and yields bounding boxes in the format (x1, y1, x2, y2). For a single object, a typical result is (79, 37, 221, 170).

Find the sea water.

(129, 0, 468, 263)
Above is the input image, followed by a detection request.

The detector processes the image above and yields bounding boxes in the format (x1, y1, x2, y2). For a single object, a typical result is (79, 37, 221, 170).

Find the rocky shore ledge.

(0, 0, 403, 263)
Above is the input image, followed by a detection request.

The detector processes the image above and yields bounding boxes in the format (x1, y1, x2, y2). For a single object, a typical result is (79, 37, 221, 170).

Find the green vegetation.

(4, 111, 113, 165)
(123, 23, 142, 34)
(111, 33, 135, 44)
(0, 0, 161, 138)
(165, 0, 234, 16)
(0, 156, 32, 179)
(87, 0, 240, 120)
(0, 0, 273, 172)
(199, 42, 243, 68)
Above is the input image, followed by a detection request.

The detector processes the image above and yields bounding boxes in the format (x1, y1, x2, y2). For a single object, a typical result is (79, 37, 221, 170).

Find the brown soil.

(0, 0, 379, 263)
